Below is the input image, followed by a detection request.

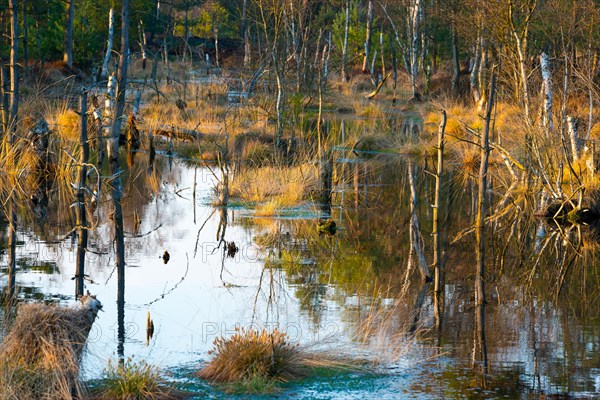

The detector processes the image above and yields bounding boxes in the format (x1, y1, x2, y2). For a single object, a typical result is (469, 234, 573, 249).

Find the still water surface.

(1, 150, 599, 399)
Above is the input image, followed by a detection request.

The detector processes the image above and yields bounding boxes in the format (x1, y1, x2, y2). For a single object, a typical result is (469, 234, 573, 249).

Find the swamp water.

(1, 139, 599, 399)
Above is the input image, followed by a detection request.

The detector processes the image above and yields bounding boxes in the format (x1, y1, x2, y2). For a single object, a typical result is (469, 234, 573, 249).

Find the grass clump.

(92, 357, 180, 400)
(231, 164, 318, 214)
(0, 302, 98, 399)
(198, 328, 303, 390)
(198, 327, 362, 394)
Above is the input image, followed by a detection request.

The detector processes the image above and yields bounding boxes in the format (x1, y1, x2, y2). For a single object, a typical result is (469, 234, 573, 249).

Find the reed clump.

(198, 327, 360, 393)
(0, 301, 100, 399)
(92, 358, 182, 400)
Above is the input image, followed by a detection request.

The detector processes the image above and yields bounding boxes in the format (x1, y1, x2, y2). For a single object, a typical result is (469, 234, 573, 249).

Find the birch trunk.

(409, 0, 422, 99)
(568, 116, 579, 161)
(101, 8, 115, 80)
(470, 35, 481, 106)
(214, 25, 220, 68)
(274, 54, 284, 148)
(540, 51, 554, 134)
(362, 0, 373, 73)
(104, 74, 116, 160)
(64, 0, 75, 66)
(341, 0, 350, 83)
(139, 20, 147, 70)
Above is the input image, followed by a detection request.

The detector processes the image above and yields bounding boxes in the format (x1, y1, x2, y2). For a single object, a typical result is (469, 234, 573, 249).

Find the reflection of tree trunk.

(408, 160, 431, 281)
(409, 282, 431, 334)
(320, 151, 333, 215)
(75, 92, 89, 298)
(6, 206, 17, 304)
(111, 0, 130, 366)
(354, 160, 360, 209)
(433, 110, 446, 294)
(475, 68, 496, 374)
(117, 288, 125, 364)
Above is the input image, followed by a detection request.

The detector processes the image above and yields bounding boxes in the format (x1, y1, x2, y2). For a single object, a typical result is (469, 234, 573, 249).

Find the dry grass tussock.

(0, 301, 100, 399)
(198, 327, 362, 393)
(91, 357, 183, 400)
(231, 163, 318, 211)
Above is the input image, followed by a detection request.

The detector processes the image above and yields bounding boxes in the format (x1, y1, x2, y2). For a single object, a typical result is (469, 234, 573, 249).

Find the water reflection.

(0, 140, 598, 397)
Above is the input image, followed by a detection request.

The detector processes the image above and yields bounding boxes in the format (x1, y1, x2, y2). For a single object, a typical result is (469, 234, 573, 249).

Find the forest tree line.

(0, 0, 599, 149)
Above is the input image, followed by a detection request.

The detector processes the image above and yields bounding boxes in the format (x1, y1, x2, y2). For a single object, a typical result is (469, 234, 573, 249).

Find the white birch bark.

(568, 116, 579, 161)
(540, 51, 554, 134)
(409, 0, 422, 98)
(362, 0, 373, 73)
(341, 0, 350, 83)
(101, 8, 115, 81)
(470, 35, 482, 105)
(139, 20, 147, 69)
(104, 73, 116, 160)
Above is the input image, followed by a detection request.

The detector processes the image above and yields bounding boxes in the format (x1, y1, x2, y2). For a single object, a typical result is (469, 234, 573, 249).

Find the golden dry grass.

(198, 327, 362, 393)
(231, 163, 318, 210)
(92, 358, 183, 400)
(0, 303, 96, 399)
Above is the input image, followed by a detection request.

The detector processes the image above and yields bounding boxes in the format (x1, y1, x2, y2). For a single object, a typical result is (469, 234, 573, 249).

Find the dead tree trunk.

(101, 8, 115, 81)
(508, 0, 534, 126)
(110, 0, 130, 325)
(475, 67, 496, 375)
(433, 110, 446, 294)
(75, 92, 89, 298)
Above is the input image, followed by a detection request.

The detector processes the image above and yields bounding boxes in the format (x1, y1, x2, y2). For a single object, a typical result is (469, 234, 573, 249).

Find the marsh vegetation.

(1, 0, 599, 398)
